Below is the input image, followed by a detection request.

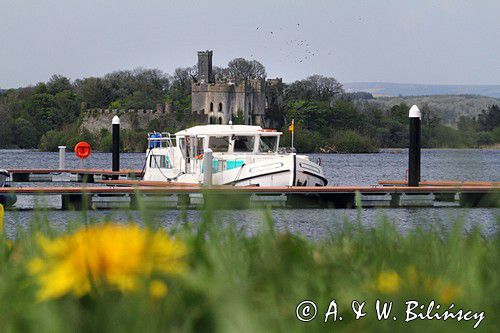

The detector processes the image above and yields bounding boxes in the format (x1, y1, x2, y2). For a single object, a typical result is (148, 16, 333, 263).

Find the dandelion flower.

(28, 223, 187, 300)
(149, 280, 168, 299)
(376, 270, 400, 294)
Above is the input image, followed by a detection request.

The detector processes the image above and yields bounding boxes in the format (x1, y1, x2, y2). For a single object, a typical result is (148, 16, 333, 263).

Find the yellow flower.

(376, 270, 400, 294)
(149, 280, 168, 299)
(438, 283, 461, 304)
(0, 203, 4, 231)
(28, 223, 187, 301)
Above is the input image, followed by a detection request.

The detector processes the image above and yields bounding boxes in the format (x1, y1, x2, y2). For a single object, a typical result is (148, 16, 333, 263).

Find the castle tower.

(197, 50, 214, 83)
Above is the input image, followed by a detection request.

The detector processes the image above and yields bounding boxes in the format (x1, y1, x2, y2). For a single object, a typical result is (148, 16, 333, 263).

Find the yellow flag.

(288, 120, 295, 132)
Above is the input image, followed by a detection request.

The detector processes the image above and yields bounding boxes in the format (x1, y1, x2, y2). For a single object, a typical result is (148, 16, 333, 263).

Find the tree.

(102, 68, 170, 109)
(75, 77, 113, 107)
(54, 90, 79, 121)
(285, 75, 343, 101)
(13, 117, 35, 148)
(477, 132, 494, 146)
(226, 58, 266, 82)
(0, 104, 14, 147)
(171, 66, 196, 96)
(477, 105, 500, 132)
(46, 75, 72, 95)
(457, 115, 477, 132)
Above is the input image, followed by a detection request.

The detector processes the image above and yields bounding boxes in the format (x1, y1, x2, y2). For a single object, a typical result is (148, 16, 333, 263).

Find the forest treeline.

(0, 58, 499, 153)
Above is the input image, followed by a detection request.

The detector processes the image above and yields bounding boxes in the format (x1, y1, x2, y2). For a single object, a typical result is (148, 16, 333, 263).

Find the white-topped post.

(112, 116, 120, 179)
(58, 146, 66, 170)
(408, 105, 421, 187)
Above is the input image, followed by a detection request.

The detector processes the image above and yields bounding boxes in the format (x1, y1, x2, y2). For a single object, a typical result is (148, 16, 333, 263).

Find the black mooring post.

(408, 105, 421, 187)
(112, 115, 120, 180)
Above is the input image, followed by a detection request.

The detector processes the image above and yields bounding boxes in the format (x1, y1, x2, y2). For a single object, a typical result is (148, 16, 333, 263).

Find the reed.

(0, 197, 498, 332)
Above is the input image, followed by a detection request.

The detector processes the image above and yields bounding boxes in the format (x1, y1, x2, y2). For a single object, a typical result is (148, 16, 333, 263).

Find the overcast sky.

(1, 0, 499, 88)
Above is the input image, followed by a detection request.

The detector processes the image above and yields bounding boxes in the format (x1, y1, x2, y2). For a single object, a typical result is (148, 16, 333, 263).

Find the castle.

(81, 51, 283, 133)
(191, 51, 283, 126)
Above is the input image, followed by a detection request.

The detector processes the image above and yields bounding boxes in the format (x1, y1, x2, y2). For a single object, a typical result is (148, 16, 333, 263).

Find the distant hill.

(344, 82, 500, 99)
(360, 94, 500, 124)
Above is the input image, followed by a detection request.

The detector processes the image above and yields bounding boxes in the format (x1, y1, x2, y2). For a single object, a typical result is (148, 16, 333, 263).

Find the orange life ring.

(74, 141, 92, 159)
(195, 154, 204, 160)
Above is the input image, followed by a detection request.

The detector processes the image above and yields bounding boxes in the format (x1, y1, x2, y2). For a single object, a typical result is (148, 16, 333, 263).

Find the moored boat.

(143, 125, 327, 187)
(0, 169, 17, 207)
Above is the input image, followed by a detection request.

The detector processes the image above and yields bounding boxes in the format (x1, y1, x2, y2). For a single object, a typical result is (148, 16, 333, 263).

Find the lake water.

(1, 149, 498, 239)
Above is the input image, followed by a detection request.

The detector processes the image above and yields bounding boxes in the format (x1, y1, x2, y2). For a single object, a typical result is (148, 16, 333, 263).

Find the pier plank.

(7, 169, 144, 176)
(379, 180, 500, 187)
(0, 185, 498, 195)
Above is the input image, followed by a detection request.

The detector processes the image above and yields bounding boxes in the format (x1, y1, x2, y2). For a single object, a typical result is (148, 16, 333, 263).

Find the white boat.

(0, 169, 17, 206)
(143, 125, 327, 187)
(0, 169, 8, 187)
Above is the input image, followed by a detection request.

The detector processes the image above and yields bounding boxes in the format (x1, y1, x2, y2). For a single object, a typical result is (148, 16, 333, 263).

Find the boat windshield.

(149, 154, 172, 169)
(209, 136, 230, 152)
(233, 136, 255, 152)
(259, 136, 278, 153)
(178, 137, 187, 158)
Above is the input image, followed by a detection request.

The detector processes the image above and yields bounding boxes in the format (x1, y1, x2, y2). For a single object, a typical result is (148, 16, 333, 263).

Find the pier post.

(112, 116, 120, 180)
(58, 146, 66, 170)
(62, 194, 92, 210)
(408, 105, 421, 187)
(203, 148, 213, 186)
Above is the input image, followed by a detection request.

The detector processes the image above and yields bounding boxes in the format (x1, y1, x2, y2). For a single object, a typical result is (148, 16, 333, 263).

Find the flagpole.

(291, 119, 294, 151)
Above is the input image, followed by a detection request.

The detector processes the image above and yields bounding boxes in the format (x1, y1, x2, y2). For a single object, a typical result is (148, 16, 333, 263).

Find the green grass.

(0, 198, 499, 332)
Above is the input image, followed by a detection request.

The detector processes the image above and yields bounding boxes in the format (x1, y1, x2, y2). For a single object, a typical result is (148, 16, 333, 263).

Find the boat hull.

(144, 154, 327, 187)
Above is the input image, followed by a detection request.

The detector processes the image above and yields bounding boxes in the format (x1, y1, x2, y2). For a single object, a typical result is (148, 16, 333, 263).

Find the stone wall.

(80, 107, 207, 133)
(191, 78, 281, 126)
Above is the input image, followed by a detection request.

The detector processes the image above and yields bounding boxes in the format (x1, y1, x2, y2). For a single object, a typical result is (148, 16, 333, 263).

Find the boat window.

(195, 138, 204, 155)
(149, 155, 171, 169)
(179, 137, 187, 157)
(259, 136, 278, 153)
(208, 136, 230, 152)
(233, 136, 255, 152)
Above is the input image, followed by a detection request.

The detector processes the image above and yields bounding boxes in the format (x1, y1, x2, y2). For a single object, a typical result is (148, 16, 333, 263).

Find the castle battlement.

(82, 102, 173, 117)
(191, 51, 283, 127)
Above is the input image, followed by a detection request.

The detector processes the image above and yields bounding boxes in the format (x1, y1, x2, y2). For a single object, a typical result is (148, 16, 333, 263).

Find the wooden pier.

(379, 180, 500, 187)
(1, 183, 498, 210)
(7, 169, 143, 182)
(2, 169, 498, 210)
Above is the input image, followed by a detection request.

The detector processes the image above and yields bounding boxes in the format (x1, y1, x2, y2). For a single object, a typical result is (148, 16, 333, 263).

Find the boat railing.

(147, 132, 176, 149)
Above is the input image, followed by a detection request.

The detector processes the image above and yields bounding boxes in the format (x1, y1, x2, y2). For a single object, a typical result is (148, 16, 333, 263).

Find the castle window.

(248, 102, 252, 112)
(265, 97, 269, 108)
(218, 117, 222, 124)
(209, 116, 215, 124)
(210, 102, 214, 112)
(218, 103, 223, 113)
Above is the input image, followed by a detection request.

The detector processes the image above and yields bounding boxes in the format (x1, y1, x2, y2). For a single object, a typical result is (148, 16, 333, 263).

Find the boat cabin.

(175, 125, 281, 155)
(146, 125, 283, 175)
